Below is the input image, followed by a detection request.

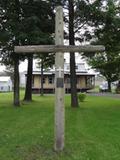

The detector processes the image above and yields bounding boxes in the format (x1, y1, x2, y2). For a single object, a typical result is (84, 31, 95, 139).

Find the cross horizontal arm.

(14, 45, 105, 53)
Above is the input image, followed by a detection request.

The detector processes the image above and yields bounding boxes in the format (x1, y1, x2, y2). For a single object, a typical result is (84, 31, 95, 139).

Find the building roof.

(32, 71, 54, 75)
(25, 63, 95, 76)
(31, 71, 95, 76)
(0, 76, 11, 82)
(76, 73, 95, 76)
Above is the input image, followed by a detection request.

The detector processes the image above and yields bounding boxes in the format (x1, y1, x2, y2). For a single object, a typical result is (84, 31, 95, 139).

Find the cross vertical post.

(54, 6, 65, 151)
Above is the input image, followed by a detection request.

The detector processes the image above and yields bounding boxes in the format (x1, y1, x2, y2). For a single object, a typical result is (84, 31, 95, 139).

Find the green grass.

(0, 92, 120, 160)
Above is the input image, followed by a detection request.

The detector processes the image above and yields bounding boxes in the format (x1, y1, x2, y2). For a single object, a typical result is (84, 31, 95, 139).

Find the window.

(66, 78, 70, 84)
(75, 65, 78, 69)
(1, 86, 3, 90)
(67, 66, 70, 70)
(77, 77, 79, 84)
(48, 76, 53, 84)
(86, 76, 94, 87)
(32, 76, 34, 87)
(43, 77, 46, 84)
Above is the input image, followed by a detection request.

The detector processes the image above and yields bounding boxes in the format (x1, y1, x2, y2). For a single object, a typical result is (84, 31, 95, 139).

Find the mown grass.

(0, 92, 120, 160)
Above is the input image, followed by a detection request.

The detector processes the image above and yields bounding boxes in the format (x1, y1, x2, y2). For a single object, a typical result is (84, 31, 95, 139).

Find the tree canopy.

(0, 0, 55, 63)
(0, 0, 55, 105)
(85, 0, 120, 91)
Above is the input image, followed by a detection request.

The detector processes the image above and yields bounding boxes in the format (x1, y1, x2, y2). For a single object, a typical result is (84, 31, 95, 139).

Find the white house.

(0, 76, 12, 92)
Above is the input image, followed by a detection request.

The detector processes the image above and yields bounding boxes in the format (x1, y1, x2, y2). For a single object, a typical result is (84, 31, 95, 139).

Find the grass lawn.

(0, 92, 120, 160)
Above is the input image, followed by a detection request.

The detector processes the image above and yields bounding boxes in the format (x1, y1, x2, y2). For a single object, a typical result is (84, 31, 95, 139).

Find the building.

(0, 76, 12, 92)
(31, 63, 95, 93)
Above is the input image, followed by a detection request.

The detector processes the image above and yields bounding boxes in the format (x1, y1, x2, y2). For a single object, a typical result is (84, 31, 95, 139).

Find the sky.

(0, 53, 80, 72)
(0, 60, 28, 72)
(0, 53, 95, 74)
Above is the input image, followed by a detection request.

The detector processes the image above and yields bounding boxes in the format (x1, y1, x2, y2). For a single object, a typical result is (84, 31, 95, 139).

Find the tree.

(51, 0, 79, 107)
(36, 53, 55, 96)
(68, 0, 78, 107)
(0, 0, 25, 106)
(85, 0, 120, 92)
(0, 0, 55, 104)
(21, 0, 55, 101)
(51, 0, 104, 107)
(24, 54, 33, 101)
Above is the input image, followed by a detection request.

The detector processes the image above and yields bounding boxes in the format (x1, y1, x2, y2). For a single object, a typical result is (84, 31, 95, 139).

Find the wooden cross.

(15, 6, 105, 151)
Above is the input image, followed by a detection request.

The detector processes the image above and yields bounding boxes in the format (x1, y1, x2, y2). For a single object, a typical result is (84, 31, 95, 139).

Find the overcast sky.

(0, 53, 95, 74)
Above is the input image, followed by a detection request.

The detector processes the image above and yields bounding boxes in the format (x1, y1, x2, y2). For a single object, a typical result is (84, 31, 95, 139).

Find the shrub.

(78, 93, 86, 102)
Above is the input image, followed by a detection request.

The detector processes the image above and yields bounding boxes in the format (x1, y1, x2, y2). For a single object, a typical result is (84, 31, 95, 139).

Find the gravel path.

(87, 92, 120, 99)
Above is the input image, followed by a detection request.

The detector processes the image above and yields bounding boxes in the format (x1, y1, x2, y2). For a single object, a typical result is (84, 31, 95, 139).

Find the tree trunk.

(24, 54, 33, 101)
(13, 0, 21, 107)
(40, 59, 44, 96)
(14, 57, 20, 106)
(68, 0, 79, 107)
(107, 80, 111, 92)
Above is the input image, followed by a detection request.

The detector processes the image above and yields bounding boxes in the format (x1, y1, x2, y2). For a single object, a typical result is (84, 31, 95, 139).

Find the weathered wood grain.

(54, 6, 65, 151)
(15, 45, 105, 53)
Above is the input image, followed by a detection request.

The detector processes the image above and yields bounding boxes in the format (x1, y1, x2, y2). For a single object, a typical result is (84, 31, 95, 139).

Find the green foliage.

(115, 87, 120, 94)
(0, 0, 55, 66)
(78, 92, 86, 102)
(36, 53, 55, 70)
(84, 0, 120, 91)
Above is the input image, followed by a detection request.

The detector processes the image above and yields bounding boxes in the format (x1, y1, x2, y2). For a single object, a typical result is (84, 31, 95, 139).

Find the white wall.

(0, 80, 12, 92)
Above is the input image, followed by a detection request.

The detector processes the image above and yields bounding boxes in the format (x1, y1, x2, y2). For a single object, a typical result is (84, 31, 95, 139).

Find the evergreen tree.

(21, 0, 55, 101)
(51, 0, 102, 107)
(0, 0, 55, 103)
(0, 0, 24, 106)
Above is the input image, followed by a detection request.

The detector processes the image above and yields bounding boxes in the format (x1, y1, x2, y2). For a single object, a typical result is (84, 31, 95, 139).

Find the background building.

(0, 76, 12, 92)
(31, 63, 95, 93)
